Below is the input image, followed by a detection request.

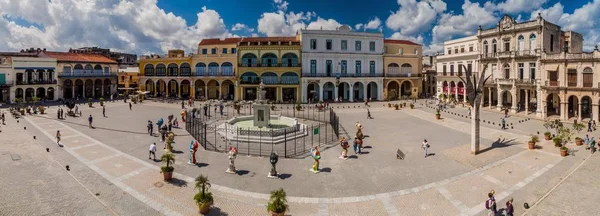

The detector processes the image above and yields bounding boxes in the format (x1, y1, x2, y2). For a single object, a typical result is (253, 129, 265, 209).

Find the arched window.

(156, 64, 166, 76)
(221, 62, 233, 76)
(144, 64, 154, 76)
(208, 62, 219, 76)
(179, 63, 191, 76)
(167, 63, 178, 76)
(529, 34, 537, 55)
(241, 53, 258, 67)
(195, 63, 206, 76)
(583, 67, 593, 87)
(240, 72, 259, 84)
(401, 63, 412, 74)
(387, 63, 399, 75)
(84, 64, 93, 72)
(518, 35, 524, 52)
(503, 63, 510, 79)
(261, 53, 278, 67)
(93, 65, 102, 74)
(261, 72, 278, 84)
(281, 53, 298, 67)
(281, 72, 299, 84)
(483, 41, 489, 56)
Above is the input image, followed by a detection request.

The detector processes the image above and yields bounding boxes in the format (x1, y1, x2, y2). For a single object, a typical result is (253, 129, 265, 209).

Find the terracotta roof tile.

(45, 52, 116, 64)
(198, 38, 243, 46)
(384, 39, 421, 46)
(241, 37, 298, 43)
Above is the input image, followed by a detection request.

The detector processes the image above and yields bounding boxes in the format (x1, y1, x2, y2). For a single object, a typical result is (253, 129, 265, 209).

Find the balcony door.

(326, 60, 332, 76)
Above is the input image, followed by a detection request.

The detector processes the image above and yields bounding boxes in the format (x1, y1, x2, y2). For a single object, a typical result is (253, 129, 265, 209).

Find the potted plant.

(403, 102, 406, 107)
(553, 137, 562, 147)
(166, 132, 175, 152)
(573, 123, 585, 134)
(160, 152, 175, 181)
(194, 175, 213, 215)
(544, 132, 552, 140)
(560, 146, 568, 157)
(88, 98, 93, 107)
(394, 104, 399, 110)
(575, 137, 583, 146)
(100, 97, 104, 106)
(267, 188, 288, 216)
(388, 103, 391, 108)
(435, 108, 441, 120)
(528, 135, 539, 150)
(410, 103, 414, 109)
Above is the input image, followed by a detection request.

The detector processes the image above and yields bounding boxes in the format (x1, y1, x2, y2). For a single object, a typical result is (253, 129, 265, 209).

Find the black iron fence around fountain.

(186, 104, 340, 158)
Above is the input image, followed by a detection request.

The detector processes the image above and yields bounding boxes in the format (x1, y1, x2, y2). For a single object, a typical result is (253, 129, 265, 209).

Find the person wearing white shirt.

(149, 143, 157, 160)
(422, 139, 430, 158)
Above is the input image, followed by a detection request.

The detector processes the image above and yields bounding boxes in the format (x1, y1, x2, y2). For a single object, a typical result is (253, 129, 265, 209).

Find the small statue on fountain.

(226, 147, 238, 174)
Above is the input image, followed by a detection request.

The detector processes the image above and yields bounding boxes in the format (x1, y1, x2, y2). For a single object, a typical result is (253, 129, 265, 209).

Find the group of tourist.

(485, 190, 514, 216)
(584, 134, 599, 154)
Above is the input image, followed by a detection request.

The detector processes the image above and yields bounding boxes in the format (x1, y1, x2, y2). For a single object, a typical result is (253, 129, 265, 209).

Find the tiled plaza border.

(26, 111, 563, 216)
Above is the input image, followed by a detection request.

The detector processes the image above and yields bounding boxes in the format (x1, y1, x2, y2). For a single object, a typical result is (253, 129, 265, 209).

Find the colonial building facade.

(237, 37, 301, 102)
(300, 26, 385, 103)
(436, 35, 479, 103)
(383, 39, 423, 100)
(0, 50, 59, 102)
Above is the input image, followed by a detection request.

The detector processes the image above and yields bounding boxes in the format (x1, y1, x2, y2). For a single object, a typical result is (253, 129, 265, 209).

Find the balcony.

(495, 78, 516, 85)
(497, 51, 512, 58)
(514, 49, 540, 57)
(261, 63, 278, 67)
(281, 63, 299, 67)
(480, 53, 497, 60)
(240, 77, 260, 85)
(302, 73, 331, 77)
(240, 63, 259, 67)
(548, 80, 558, 86)
(340, 73, 383, 77)
(58, 72, 116, 78)
(16, 79, 58, 85)
(386, 73, 418, 77)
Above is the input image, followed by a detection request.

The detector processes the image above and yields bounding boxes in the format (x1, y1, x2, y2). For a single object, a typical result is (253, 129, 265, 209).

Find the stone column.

(536, 88, 543, 118)
(364, 83, 368, 101)
(72, 86, 75, 99)
(190, 82, 195, 99)
(560, 102, 567, 121)
(101, 85, 104, 97)
(301, 81, 307, 103)
(578, 102, 582, 122)
(488, 87, 493, 109)
(592, 104, 599, 123)
(92, 83, 95, 98)
(204, 87, 208, 99)
(332, 85, 337, 101)
(511, 88, 518, 113)
(525, 89, 529, 114)
(497, 89, 503, 111)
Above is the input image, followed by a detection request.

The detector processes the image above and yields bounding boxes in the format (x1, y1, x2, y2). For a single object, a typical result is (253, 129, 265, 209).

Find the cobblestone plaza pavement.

(3, 100, 599, 216)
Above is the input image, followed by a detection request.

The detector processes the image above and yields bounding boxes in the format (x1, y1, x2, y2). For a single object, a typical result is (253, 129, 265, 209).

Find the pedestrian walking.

(213, 105, 217, 117)
(149, 143, 157, 160)
(594, 120, 597, 130)
(102, 106, 106, 117)
(367, 109, 372, 119)
(585, 134, 590, 146)
(485, 191, 497, 216)
(168, 120, 172, 132)
(589, 137, 596, 154)
(501, 118, 506, 130)
(129, 102, 132, 111)
(56, 130, 61, 146)
(468, 107, 471, 116)
(57, 109, 60, 119)
(504, 109, 509, 118)
(422, 139, 430, 158)
(219, 103, 224, 116)
(505, 198, 514, 216)
(88, 115, 93, 128)
(588, 121, 593, 132)
(181, 100, 185, 109)
(203, 104, 208, 116)
(147, 120, 153, 135)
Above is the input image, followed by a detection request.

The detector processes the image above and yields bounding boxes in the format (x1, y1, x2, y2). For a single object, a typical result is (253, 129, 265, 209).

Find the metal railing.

(16, 80, 57, 85)
(186, 104, 340, 158)
(58, 72, 116, 77)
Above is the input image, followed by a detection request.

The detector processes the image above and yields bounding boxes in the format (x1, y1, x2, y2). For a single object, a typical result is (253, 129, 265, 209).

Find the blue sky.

(0, 0, 598, 55)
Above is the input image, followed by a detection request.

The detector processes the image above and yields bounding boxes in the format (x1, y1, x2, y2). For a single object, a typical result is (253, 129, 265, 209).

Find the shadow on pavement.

(167, 178, 188, 187)
(479, 138, 518, 154)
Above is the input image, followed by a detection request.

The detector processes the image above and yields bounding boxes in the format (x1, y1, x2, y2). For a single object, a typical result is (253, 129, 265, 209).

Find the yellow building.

(117, 66, 139, 94)
(139, 39, 240, 100)
(237, 36, 302, 102)
(382, 39, 423, 100)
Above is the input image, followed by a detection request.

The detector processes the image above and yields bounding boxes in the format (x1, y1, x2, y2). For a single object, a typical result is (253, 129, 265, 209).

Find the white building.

(436, 35, 479, 103)
(0, 52, 59, 103)
(300, 25, 384, 103)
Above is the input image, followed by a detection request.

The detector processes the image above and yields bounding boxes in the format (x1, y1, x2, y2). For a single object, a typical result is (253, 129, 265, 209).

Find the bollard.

(46, 148, 49, 152)
(17, 120, 19, 123)
(33, 136, 36, 139)
(66, 165, 70, 171)
(511, 126, 514, 129)
(24, 127, 26, 130)
(537, 131, 540, 134)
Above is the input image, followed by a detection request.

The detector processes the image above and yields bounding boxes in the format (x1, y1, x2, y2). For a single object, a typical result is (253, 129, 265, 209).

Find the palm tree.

(459, 64, 491, 154)
(195, 175, 211, 195)
(267, 188, 288, 214)
(160, 152, 175, 172)
(194, 175, 213, 213)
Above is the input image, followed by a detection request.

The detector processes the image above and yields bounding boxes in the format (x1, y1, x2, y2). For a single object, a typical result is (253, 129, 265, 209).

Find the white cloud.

(355, 23, 363, 30)
(0, 0, 232, 54)
(495, 0, 548, 14)
(431, 0, 497, 43)
(389, 32, 424, 44)
(274, 0, 289, 11)
(231, 23, 254, 32)
(257, 1, 341, 37)
(529, 3, 565, 23)
(386, 0, 447, 36)
(306, 17, 342, 30)
(360, 17, 382, 31)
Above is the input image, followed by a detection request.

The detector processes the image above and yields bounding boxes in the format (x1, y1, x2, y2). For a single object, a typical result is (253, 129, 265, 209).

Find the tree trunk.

(471, 103, 480, 154)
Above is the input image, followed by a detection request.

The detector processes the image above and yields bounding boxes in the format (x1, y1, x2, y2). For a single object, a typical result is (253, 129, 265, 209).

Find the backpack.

(485, 199, 490, 209)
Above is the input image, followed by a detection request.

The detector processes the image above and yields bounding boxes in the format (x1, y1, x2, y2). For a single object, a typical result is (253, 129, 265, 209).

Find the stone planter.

(162, 171, 173, 181)
(435, 114, 441, 120)
(199, 201, 213, 214)
(544, 134, 551, 140)
(560, 149, 568, 157)
(269, 211, 285, 216)
(528, 141, 535, 150)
